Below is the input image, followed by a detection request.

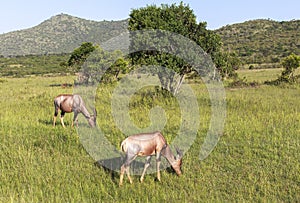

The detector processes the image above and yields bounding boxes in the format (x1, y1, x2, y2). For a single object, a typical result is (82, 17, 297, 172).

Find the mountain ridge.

(1, 14, 299, 66)
(0, 14, 128, 56)
(215, 18, 300, 65)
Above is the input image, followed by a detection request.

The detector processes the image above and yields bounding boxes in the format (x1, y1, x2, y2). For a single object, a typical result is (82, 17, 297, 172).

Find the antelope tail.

(120, 140, 126, 152)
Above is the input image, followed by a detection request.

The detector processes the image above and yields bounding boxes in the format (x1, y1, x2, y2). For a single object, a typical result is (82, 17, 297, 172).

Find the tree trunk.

(173, 74, 185, 95)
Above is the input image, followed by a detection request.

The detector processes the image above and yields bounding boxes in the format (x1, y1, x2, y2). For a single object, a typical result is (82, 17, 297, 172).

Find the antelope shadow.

(49, 83, 73, 88)
(94, 157, 147, 182)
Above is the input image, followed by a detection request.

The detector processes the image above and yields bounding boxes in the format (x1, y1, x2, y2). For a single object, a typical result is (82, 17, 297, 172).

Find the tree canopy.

(280, 53, 300, 82)
(68, 42, 96, 71)
(74, 45, 127, 84)
(128, 2, 236, 93)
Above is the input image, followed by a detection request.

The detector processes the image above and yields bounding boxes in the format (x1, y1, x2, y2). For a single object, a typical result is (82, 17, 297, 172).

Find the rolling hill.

(0, 14, 128, 56)
(0, 14, 299, 66)
(215, 19, 300, 66)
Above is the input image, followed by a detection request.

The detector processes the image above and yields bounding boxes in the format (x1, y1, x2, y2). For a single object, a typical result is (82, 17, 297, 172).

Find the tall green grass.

(0, 75, 299, 202)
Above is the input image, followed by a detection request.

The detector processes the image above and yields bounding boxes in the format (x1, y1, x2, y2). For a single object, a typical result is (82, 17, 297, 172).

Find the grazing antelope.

(53, 94, 96, 128)
(119, 131, 183, 186)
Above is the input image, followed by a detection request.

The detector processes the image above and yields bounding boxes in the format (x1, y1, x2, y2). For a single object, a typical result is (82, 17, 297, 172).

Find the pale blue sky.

(1, 0, 299, 34)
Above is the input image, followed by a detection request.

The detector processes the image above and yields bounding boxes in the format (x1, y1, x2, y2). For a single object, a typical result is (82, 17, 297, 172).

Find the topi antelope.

(53, 94, 96, 128)
(119, 131, 183, 186)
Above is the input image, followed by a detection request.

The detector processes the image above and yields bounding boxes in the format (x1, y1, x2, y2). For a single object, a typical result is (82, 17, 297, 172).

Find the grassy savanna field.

(0, 69, 299, 202)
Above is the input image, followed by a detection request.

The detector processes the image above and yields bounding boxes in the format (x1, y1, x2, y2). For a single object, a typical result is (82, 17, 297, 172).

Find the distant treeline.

(0, 53, 70, 77)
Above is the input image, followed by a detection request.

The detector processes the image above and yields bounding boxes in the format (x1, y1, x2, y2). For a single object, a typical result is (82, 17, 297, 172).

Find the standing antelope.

(119, 131, 183, 186)
(53, 94, 96, 128)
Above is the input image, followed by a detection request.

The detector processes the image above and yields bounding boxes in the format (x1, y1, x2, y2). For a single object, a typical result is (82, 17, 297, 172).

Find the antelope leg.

(120, 153, 136, 185)
(53, 116, 57, 126)
(119, 165, 126, 186)
(140, 156, 152, 182)
(156, 152, 162, 181)
(60, 111, 66, 128)
(126, 166, 133, 184)
(73, 111, 79, 127)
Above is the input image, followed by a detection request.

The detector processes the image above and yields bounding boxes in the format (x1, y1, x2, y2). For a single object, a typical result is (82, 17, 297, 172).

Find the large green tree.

(128, 2, 234, 93)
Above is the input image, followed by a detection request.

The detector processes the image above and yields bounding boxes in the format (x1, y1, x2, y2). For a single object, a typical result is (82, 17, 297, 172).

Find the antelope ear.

(175, 146, 183, 159)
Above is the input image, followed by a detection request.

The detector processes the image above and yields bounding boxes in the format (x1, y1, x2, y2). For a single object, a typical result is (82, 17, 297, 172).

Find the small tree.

(279, 53, 300, 83)
(68, 42, 96, 71)
(106, 53, 129, 81)
(266, 53, 300, 85)
(214, 52, 241, 80)
(76, 46, 128, 84)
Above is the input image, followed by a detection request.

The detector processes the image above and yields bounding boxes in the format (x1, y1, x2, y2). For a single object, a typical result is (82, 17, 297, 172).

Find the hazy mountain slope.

(0, 14, 128, 56)
(215, 19, 300, 65)
(1, 14, 299, 66)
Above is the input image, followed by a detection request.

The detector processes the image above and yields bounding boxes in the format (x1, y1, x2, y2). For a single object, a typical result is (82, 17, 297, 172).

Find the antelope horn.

(175, 146, 183, 159)
(93, 108, 97, 117)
